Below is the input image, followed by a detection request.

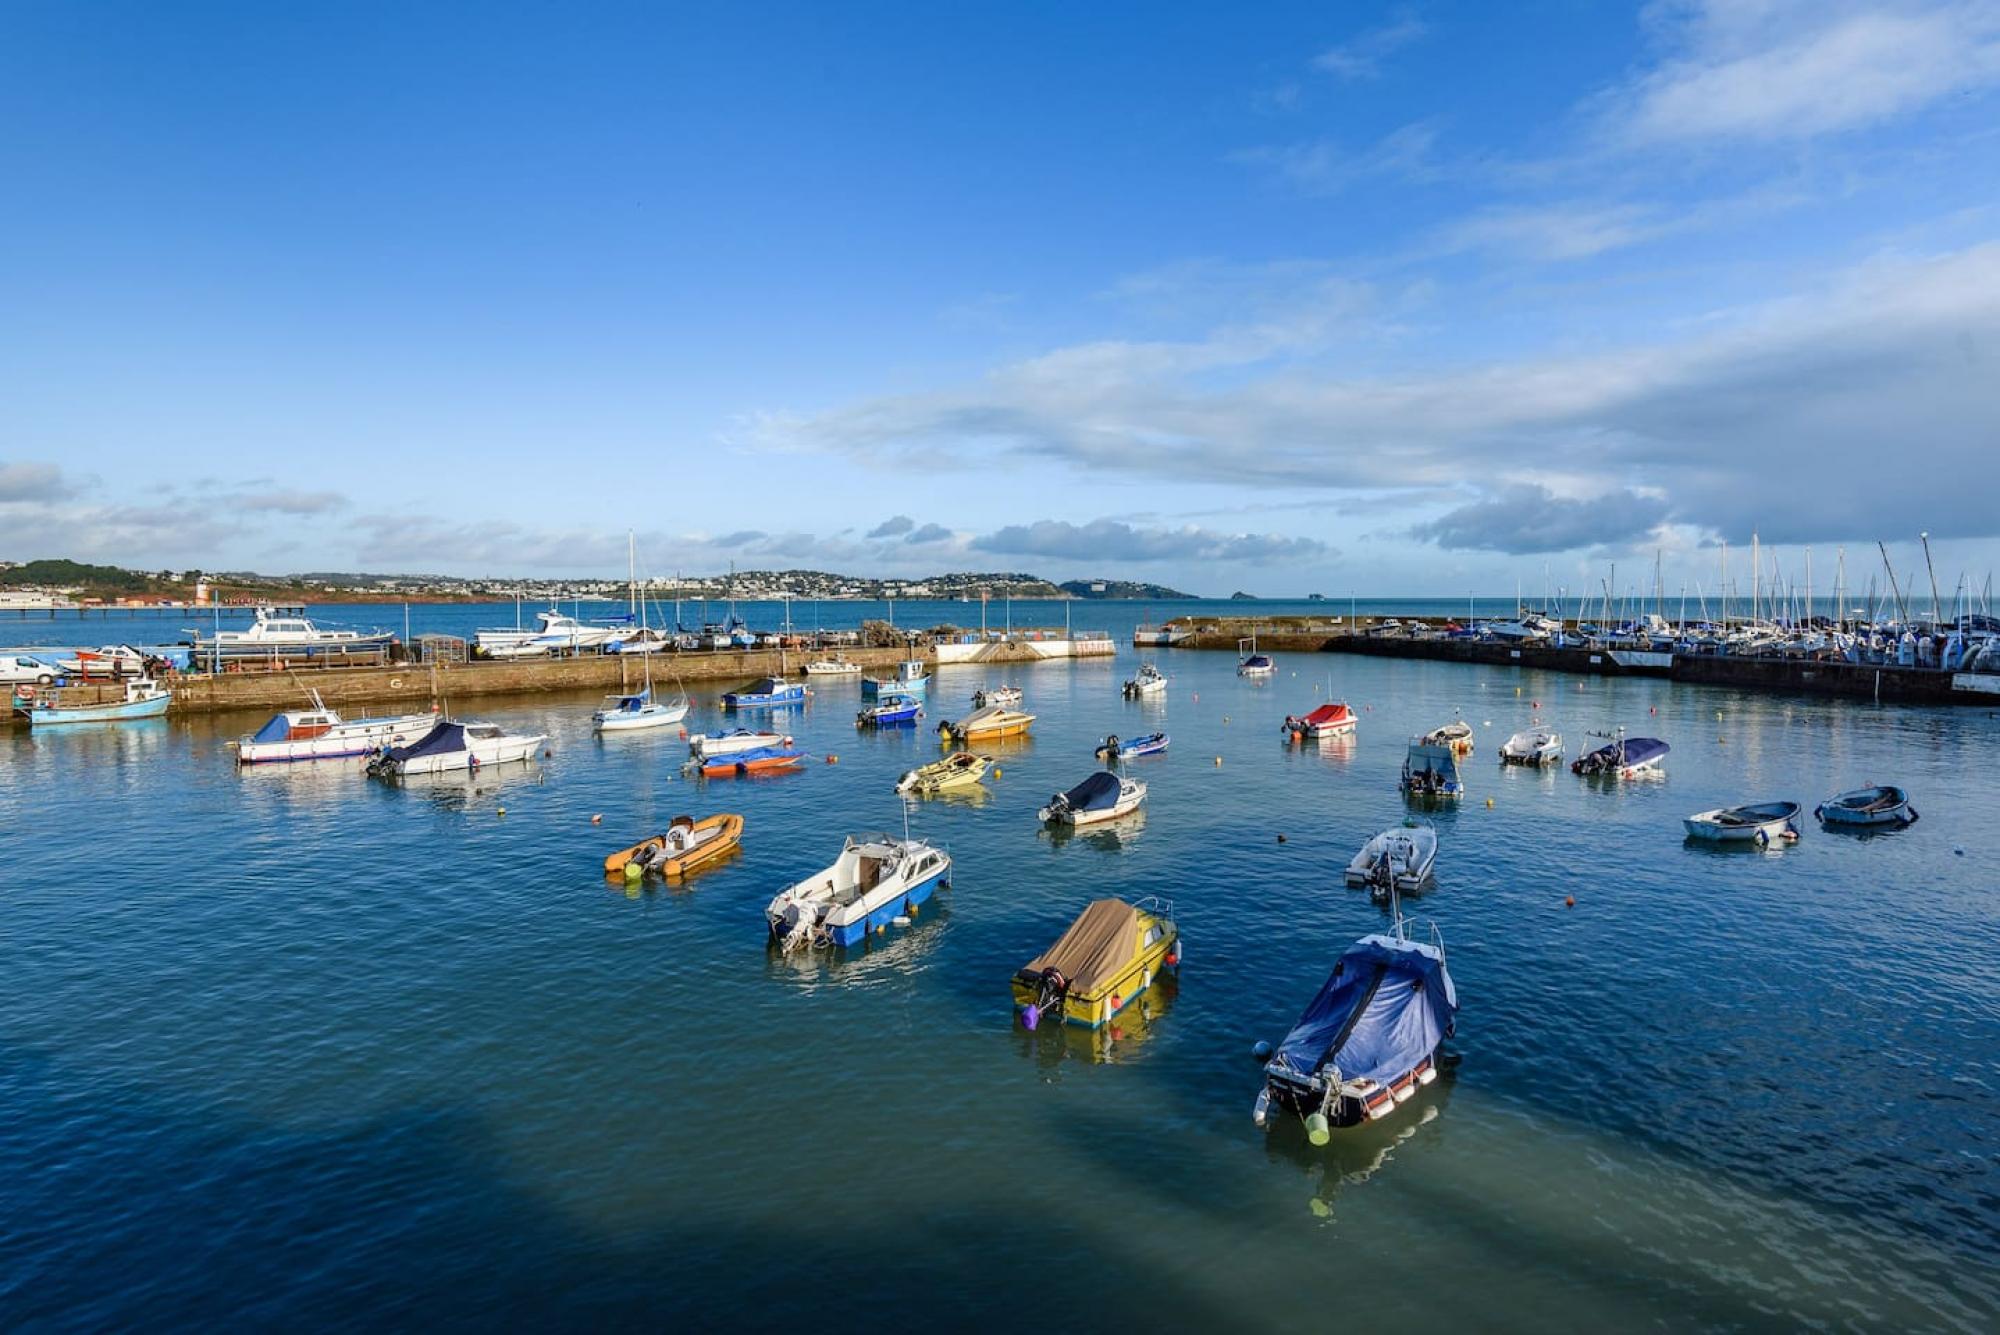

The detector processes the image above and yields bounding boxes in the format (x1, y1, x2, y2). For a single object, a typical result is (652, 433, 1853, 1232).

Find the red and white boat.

(1283, 701, 1357, 740)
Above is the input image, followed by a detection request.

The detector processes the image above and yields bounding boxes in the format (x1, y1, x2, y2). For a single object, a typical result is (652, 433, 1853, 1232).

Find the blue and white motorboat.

(688, 727, 791, 760)
(1039, 771, 1147, 826)
(26, 678, 171, 727)
(721, 677, 810, 709)
(765, 833, 952, 950)
(856, 694, 923, 727)
(235, 692, 436, 763)
(1572, 731, 1670, 778)
(1094, 732, 1168, 760)
(1255, 902, 1457, 1137)
(862, 660, 930, 701)
(365, 718, 547, 777)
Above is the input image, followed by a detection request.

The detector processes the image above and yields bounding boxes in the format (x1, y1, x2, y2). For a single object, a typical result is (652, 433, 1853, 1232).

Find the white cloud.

(1313, 10, 1429, 80)
(0, 461, 76, 502)
(1232, 120, 1440, 196)
(1612, 1, 2000, 144)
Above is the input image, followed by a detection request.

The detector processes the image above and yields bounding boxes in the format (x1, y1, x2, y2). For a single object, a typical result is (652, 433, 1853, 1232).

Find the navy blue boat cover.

(251, 714, 293, 743)
(734, 678, 783, 696)
(1060, 771, 1124, 811)
(387, 721, 464, 761)
(1273, 938, 1456, 1087)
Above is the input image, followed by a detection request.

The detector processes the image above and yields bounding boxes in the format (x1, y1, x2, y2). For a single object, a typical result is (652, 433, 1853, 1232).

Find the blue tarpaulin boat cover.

(1272, 937, 1457, 1087)
(1060, 771, 1123, 812)
(250, 714, 294, 743)
(386, 721, 464, 762)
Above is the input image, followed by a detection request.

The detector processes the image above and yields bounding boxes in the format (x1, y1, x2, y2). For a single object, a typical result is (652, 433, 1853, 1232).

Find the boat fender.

(1305, 1112, 1331, 1146)
(1276, 833, 1286, 843)
(1019, 1004, 1039, 1031)
(496, 807, 505, 816)
(624, 862, 642, 882)
(1252, 1040, 1273, 1063)
(1110, 993, 1122, 1014)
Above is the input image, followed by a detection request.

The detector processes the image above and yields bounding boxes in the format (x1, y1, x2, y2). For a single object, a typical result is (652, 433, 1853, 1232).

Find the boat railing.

(1132, 893, 1175, 920)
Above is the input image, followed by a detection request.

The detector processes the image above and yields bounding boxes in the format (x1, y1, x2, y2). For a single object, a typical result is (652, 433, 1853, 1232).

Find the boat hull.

(1262, 1051, 1441, 1128)
(1042, 793, 1145, 826)
(28, 693, 170, 726)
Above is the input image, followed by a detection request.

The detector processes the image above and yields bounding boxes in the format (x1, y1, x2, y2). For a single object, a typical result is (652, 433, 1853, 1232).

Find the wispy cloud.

(1607, 1, 2000, 145)
(1313, 9, 1429, 80)
(1232, 121, 1440, 196)
(867, 515, 915, 538)
(1411, 484, 1670, 554)
(233, 488, 349, 515)
(974, 518, 1330, 565)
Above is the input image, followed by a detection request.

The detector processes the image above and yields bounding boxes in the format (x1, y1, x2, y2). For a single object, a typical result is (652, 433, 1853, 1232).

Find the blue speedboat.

(857, 694, 922, 727)
(1095, 732, 1168, 760)
(721, 677, 810, 709)
(862, 660, 930, 701)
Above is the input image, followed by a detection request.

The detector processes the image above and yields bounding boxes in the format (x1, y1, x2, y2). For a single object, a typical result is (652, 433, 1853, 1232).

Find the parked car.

(0, 654, 59, 686)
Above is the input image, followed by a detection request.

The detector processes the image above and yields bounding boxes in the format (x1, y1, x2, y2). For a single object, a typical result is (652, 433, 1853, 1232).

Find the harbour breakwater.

(1175, 623, 2000, 706)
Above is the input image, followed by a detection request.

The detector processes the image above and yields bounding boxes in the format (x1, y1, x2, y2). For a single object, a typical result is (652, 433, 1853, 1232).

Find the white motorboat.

(1498, 727, 1563, 767)
(1814, 785, 1918, 828)
(365, 719, 546, 777)
(1237, 637, 1275, 678)
(803, 657, 864, 676)
(1039, 771, 1147, 826)
(592, 688, 690, 733)
(54, 644, 152, 677)
(235, 692, 437, 764)
(972, 685, 1022, 708)
(766, 834, 952, 951)
(195, 606, 394, 659)
(689, 728, 792, 760)
(1122, 663, 1167, 697)
(1684, 801, 1802, 845)
(1344, 822, 1438, 898)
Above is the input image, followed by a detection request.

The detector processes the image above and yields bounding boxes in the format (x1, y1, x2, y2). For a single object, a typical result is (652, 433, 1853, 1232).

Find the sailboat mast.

(1920, 531, 1943, 628)
(1751, 530, 1760, 625)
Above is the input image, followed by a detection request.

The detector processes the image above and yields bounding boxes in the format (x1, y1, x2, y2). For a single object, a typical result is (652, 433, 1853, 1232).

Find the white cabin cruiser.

(766, 834, 952, 951)
(196, 606, 394, 659)
(1122, 663, 1168, 697)
(235, 692, 437, 764)
(365, 719, 546, 777)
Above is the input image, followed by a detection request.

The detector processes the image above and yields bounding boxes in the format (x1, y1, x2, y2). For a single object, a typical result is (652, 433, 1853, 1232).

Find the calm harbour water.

(3, 603, 1998, 1330)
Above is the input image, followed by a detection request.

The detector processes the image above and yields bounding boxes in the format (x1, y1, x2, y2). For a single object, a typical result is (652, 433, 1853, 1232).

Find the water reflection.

(374, 762, 548, 810)
(1261, 1080, 1455, 1220)
(1041, 809, 1147, 851)
(762, 905, 953, 988)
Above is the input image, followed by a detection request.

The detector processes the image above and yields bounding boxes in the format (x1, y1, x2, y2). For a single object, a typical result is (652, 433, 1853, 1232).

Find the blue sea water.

(3, 605, 1998, 1330)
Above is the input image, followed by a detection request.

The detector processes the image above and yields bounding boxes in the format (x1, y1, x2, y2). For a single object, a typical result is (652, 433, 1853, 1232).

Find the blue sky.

(3, 1, 1998, 601)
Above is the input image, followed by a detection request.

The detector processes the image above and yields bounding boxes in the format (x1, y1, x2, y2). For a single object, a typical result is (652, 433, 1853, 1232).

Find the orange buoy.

(1564, 895, 1575, 908)
(591, 813, 603, 824)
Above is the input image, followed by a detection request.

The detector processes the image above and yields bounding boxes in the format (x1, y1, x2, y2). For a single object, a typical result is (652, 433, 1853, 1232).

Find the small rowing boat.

(1684, 801, 1801, 845)
(604, 812, 745, 878)
(896, 750, 991, 794)
(1814, 785, 1918, 828)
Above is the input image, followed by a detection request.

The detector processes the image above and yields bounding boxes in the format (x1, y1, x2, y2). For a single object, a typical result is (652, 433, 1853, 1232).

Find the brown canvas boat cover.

(1022, 899, 1144, 995)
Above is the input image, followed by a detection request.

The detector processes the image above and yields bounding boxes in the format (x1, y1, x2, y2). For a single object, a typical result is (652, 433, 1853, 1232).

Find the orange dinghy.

(604, 813, 746, 878)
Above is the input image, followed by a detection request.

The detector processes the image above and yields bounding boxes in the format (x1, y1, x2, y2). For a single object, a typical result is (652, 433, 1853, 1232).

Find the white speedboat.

(1815, 785, 1918, 828)
(689, 728, 792, 760)
(54, 644, 152, 677)
(365, 719, 546, 777)
(1498, 727, 1563, 767)
(1122, 663, 1167, 697)
(972, 685, 1022, 708)
(1344, 822, 1438, 897)
(766, 834, 952, 951)
(235, 692, 436, 764)
(1039, 771, 1146, 826)
(1684, 801, 1802, 845)
(195, 606, 394, 659)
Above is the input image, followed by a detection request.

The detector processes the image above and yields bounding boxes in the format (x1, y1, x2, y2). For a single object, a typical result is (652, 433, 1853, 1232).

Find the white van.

(0, 654, 59, 686)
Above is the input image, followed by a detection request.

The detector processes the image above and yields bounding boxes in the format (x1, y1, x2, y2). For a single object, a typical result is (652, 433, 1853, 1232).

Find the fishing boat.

(234, 692, 436, 764)
(803, 656, 864, 676)
(1254, 901, 1457, 1137)
(1095, 732, 1167, 760)
(766, 832, 952, 950)
(972, 685, 1022, 708)
(26, 678, 171, 727)
(1400, 740, 1464, 799)
(1420, 719, 1474, 756)
(1013, 897, 1179, 1031)
(194, 605, 395, 659)
(1814, 785, 1919, 828)
(862, 660, 930, 701)
(603, 813, 744, 879)
(1684, 801, 1802, 845)
(1238, 636, 1275, 678)
(1283, 702, 1356, 740)
(895, 750, 992, 795)
(721, 677, 809, 709)
(1344, 821, 1438, 897)
(1132, 622, 1192, 648)
(592, 686, 691, 733)
(1039, 771, 1146, 826)
(856, 694, 922, 727)
(1498, 727, 1563, 767)
(689, 728, 791, 760)
(938, 704, 1036, 743)
(1122, 663, 1167, 698)
(699, 743, 807, 777)
(364, 719, 545, 777)
(1571, 730, 1669, 777)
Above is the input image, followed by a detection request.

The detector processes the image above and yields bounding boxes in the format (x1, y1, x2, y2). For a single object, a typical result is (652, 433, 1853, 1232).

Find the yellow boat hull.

(1012, 924, 1178, 1029)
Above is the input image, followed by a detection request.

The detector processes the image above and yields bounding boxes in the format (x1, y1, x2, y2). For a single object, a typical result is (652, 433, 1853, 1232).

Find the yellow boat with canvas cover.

(895, 750, 992, 795)
(1012, 897, 1179, 1030)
